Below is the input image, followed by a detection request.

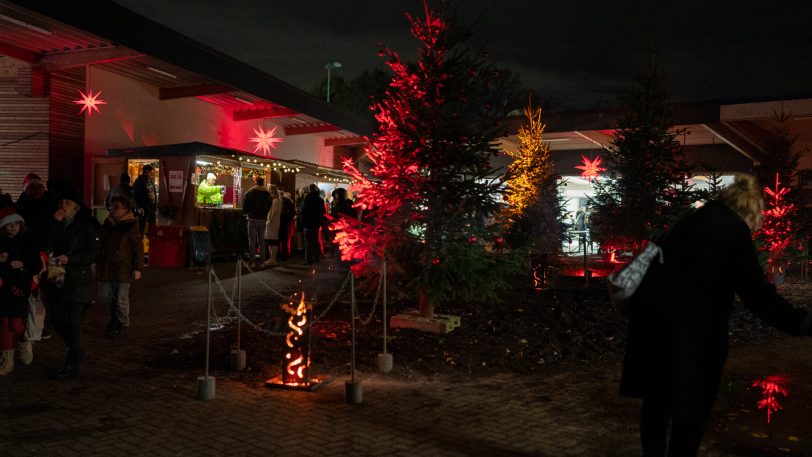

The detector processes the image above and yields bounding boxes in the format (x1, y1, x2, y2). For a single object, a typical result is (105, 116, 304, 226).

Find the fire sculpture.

(282, 293, 311, 386)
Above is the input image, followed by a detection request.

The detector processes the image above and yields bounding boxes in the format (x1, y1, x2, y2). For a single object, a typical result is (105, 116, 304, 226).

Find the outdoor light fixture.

(233, 95, 254, 105)
(146, 66, 177, 79)
(196, 160, 212, 165)
(324, 61, 342, 103)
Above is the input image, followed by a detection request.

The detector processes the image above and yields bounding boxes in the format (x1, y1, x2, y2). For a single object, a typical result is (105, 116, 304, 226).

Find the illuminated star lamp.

(250, 125, 283, 156)
(575, 155, 605, 183)
(73, 89, 106, 116)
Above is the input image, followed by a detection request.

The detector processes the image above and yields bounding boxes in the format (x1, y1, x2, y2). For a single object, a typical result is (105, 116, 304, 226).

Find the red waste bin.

(147, 225, 188, 267)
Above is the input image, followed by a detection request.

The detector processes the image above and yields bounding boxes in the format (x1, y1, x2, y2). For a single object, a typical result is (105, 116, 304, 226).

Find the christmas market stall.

(107, 141, 302, 261)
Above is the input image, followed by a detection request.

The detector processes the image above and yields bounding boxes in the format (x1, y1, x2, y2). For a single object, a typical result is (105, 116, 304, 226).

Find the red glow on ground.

(561, 268, 612, 278)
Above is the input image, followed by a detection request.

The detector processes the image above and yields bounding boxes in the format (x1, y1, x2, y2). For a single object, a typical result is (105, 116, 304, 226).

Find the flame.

(284, 293, 309, 384)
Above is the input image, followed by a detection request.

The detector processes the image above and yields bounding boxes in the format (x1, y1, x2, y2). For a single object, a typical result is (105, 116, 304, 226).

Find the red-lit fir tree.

(332, 2, 524, 317)
(756, 173, 803, 274)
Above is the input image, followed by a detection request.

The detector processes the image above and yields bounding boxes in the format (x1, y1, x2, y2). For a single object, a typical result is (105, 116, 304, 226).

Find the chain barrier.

(207, 262, 355, 336)
(353, 265, 384, 326)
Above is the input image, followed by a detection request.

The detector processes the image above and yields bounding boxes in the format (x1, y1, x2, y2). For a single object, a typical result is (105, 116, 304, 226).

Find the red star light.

(575, 155, 605, 183)
(73, 89, 106, 116)
(250, 125, 283, 156)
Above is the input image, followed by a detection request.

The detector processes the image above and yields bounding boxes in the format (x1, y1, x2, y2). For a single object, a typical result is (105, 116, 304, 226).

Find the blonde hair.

(269, 184, 279, 198)
(717, 173, 764, 231)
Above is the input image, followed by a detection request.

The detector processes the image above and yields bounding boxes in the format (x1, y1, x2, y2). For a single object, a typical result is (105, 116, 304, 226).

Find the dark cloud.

(114, 0, 812, 109)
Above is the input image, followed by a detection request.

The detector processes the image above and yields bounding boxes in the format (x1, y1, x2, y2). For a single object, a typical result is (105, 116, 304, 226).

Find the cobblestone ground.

(1, 259, 810, 456)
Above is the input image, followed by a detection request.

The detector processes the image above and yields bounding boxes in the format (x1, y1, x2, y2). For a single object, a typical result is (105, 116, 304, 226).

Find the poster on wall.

(168, 170, 183, 193)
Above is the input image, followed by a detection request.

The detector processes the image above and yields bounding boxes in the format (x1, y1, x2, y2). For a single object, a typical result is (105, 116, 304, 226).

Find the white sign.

(169, 170, 184, 193)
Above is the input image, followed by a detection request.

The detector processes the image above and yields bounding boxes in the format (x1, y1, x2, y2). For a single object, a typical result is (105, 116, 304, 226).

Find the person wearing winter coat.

(241, 177, 271, 266)
(132, 165, 157, 235)
(104, 172, 135, 212)
(278, 192, 295, 261)
(43, 187, 100, 380)
(15, 173, 57, 250)
(98, 195, 143, 338)
(0, 208, 41, 375)
(262, 186, 282, 268)
(620, 174, 812, 456)
(300, 184, 326, 265)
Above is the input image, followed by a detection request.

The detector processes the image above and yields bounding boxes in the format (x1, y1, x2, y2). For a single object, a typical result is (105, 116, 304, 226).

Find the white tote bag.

(607, 242, 664, 317)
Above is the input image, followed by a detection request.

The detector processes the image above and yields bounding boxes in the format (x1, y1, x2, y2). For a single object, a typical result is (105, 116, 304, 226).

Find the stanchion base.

(265, 374, 331, 392)
(230, 349, 246, 371)
(376, 352, 393, 373)
(345, 381, 363, 404)
(197, 376, 216, 401)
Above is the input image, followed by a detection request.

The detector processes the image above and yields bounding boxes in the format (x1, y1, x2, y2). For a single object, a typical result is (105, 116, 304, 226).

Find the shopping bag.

(24, 289, 47, 342)
(607, 242, 664, 317)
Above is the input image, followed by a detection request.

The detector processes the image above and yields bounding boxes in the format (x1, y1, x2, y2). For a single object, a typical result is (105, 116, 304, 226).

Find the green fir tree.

(589, 55, 693, 250)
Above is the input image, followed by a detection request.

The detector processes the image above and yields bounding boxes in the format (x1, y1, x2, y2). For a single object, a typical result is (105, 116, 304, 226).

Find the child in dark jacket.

(0, 207, 41, 375)
(98, 195, 143, 338)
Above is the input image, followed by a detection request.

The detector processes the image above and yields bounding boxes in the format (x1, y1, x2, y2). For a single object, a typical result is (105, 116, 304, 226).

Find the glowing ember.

(574, 155, 605, 183)
(282, 293, 310, 386)
(753, 375, 789, 424)
(73, 89, 106, 116)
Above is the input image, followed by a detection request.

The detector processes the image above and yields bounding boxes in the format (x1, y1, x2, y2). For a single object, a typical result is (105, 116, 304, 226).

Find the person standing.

(132, 165, 157, 235)
(621, 174, 812, 456)
(197, 173, 224, 206)
(278, 191, 295, 261)
(15, 173, 57, 250)
(0, 208, 40, 375)
(262, 186, 282, 268)
(98, 195, 143, 338)
(44, 186, 100, 380)
(300, 184, 326, 265)
(241, 177, 271, 266)
(105, 172, 135, 212)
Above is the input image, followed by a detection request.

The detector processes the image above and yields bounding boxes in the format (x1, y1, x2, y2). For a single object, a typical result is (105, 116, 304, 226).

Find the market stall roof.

(108, 141, 301, 169)
(287, 159, 352, 183)
(0, 0, 373, 140)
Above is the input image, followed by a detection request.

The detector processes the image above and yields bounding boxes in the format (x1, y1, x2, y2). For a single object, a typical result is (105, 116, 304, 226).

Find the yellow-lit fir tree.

(504, 104, 551, 220)
(502, 103, 566, 254)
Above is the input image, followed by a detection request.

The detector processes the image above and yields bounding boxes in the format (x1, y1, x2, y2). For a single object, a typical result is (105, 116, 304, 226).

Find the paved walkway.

(2, 257, 811, 456)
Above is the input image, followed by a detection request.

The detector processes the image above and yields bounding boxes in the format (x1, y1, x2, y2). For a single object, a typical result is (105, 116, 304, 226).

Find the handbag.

(607, 242, 664, 317)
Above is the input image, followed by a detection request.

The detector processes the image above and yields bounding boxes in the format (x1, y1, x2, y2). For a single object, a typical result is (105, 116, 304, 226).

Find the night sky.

(113, 0, 812, 110)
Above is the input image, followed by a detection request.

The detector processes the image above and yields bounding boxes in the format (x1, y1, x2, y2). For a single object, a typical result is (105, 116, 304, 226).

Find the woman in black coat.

(44, 191, 100, 380)
(620, 174, 812, 456)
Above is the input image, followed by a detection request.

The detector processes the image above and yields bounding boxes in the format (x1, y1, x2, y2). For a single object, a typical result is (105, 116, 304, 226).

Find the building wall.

(0, 58, 48, 197)
(83, 67, 334, 198)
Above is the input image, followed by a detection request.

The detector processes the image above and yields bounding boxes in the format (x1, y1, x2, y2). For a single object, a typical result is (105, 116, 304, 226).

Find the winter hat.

(23, 173, 43, 192)
(0, 206, 24, 230)
(50, 180, 82, 205)
(206, 173, 216, 181)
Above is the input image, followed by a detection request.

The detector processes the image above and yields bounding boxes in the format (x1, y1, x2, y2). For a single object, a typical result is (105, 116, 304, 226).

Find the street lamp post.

(324, 61, 342, 103)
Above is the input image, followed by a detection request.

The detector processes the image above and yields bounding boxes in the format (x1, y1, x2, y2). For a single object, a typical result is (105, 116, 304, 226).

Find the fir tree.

(333, 1, 524, 316)
(589, 56, 691, 249)
(502, 103, 566, 255)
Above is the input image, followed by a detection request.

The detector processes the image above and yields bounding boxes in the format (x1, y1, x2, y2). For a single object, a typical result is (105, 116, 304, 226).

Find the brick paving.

(1, 258, 811, 456)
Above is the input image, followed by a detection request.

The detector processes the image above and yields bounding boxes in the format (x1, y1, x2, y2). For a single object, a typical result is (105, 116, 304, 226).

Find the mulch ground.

(150, 257, 811, 388)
